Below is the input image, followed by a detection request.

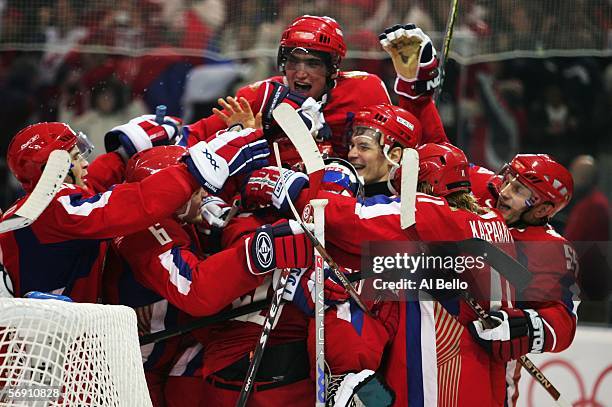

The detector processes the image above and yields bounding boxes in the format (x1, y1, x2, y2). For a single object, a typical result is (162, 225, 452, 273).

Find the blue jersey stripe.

(349, 300, 364, 336)
(406, 301, 425, 407)
(171, 247, 193, 281)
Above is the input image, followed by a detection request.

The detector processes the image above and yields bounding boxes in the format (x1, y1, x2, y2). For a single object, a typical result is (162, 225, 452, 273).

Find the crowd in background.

(0, 0, 610, 319)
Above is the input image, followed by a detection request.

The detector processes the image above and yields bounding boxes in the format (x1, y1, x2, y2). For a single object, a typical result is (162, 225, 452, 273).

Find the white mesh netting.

(0, 0, 609, 63)
(0, 299, 151, 406)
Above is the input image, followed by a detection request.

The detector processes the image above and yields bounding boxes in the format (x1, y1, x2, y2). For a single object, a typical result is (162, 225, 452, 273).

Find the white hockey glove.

(379, 24, 441, 98)
(297, 97, 328, 141)
(184, 128, 269, 194)
(105, 114, 182, 158)
(199, 195, 232, 228)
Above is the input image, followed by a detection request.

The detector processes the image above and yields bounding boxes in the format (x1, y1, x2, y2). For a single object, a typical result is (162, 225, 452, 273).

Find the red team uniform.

(0, 153, 200, 302)
(197, 210, 313, 407)
(184, 71, 391, 158)
(293, 188, 515, 407)
(468, 164, 579, 406)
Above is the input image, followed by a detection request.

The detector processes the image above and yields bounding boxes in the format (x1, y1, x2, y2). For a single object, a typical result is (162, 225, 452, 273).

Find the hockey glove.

(379, 24, 440, 99)
(468, 308, 546, 362)
(257, 81, 329, 139)
(326, 370, 395, 407)
(282, 266, 351, 317)
(105, 115, 182, 158)
(184, 128, 269, 194)
(199, 195, 232, 228)
(243, 166, 309, 212)
(245, 220, 313, 275)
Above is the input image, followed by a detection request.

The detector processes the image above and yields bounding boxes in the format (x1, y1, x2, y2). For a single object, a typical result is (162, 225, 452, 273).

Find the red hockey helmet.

(8, 122, 80, 192)
(502, 154, 573, 215)
(278, 15, 347, 73)
(125, 145, 187, 182)
(417, 143, 471, 197)
(352, 104, 422, 152)
(276, 136, 334, 172)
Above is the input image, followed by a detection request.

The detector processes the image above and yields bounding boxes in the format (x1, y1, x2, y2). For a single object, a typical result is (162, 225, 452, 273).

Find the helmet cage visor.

(279, 47, 334, 75)
(499, 166, 539, 209)
(75, 131, 95, 160)
(351, 126, 385, 147)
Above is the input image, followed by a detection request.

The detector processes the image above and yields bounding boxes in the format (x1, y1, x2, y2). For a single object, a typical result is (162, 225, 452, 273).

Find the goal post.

(0, 298, 151, 406)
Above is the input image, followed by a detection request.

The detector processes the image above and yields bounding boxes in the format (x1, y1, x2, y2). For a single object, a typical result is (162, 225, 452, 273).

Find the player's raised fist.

(380, 24, 441, 98)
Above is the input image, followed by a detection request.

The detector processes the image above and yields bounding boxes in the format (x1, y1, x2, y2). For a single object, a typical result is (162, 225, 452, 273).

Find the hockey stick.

(462, 292, 571, 407)
(139, 299, 269, 345)
(400, 148, 418, 229)
(453, 238, 531, 291)
(143, 238, 530, 345)
(0, 149, 71, 233)
(434, 0, 459, 103)
(221, 197, 241, 228)
(235, 143, 297, 407)
(272, 103, 373, 317)
(235, 268, 291, 407)
(311, 198, 328, 407)
(346, 238, 531, 290)
(346, 239, 569, 407)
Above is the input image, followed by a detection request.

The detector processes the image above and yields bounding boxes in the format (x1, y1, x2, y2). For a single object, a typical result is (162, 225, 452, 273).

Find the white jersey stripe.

(419, 292, 438, 407)
(57, 190, 113, 217)
(159, 250, 192, 295)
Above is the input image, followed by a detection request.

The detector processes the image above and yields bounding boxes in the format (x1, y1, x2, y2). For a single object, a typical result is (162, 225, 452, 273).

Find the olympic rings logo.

(526, 358, 612, 407)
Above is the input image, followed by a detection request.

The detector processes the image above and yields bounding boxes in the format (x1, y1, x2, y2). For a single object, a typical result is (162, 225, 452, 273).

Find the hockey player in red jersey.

(347, 103, 422, 196)
(379, 22, 579, 404)
(106, 146, 313, 406)
(183, 15, 394, 159)
(468, 154, 579, 406)
(0, 121, 269, 303)
(244, 143, 515, 406)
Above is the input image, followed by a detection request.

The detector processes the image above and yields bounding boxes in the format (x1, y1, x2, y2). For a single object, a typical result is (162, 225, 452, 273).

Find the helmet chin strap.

(382, 145, 400, 169)
(508, 204, 547, 228)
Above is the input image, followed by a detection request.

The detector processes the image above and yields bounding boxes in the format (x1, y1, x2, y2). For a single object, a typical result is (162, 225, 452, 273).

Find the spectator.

(563, 155, 611, 305)
(59, 77, 148, 158)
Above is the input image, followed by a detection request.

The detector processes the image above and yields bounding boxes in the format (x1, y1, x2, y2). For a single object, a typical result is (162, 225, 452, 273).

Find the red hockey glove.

(243, 167, 308, 212)
(245, 220, 313, 275)
(105, 114, 182, 158)
(184, 128, 269, 194)
(379, 24, 440, 99)
(468, 308, 546, 362)
(282, 266, 351, 317)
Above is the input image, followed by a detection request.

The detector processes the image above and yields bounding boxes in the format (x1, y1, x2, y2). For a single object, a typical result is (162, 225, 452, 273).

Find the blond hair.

(417, 182, 485, 214)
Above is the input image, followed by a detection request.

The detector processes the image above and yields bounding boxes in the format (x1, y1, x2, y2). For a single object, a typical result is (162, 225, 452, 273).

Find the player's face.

(284, 50, 328, 100)
(177, 188, 206, 223)
(496, 173, 533, 224)
(348, 130, 391, 184)
(67, 146, 89, 188)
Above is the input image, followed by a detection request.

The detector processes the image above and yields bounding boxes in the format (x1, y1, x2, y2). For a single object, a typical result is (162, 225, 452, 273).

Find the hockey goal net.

(0, 298, 151, 406)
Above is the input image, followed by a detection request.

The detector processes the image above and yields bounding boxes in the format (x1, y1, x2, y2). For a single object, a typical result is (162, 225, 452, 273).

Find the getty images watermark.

(370, 250, 486, 291)
(355, 240, 596, 302)
(358, 241, 498, 301)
